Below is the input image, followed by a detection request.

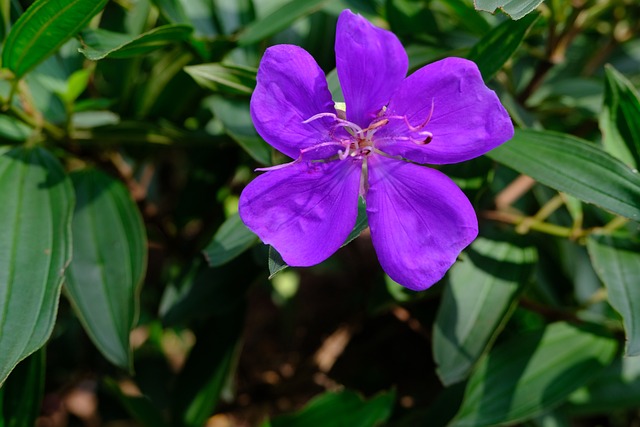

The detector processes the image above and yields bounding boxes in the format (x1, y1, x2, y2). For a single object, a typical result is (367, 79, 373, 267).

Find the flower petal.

(250, 45, 338, 159)
(376, 57, 514, 164)
(239, 159, 362, 266)
(335, 10, 408, 128)
(366, 155, 477, 290)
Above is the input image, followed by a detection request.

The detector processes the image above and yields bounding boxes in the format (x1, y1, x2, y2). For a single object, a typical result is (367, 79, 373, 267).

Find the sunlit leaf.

(451, 322, 617, 426)
(599, 64, 640, 168)
(78, 24, 193, 61)
(2, 0, 108, 77)
(474, 0, 544, 20)
(434, 235, 537, 386)
(487, 129, 640, 221)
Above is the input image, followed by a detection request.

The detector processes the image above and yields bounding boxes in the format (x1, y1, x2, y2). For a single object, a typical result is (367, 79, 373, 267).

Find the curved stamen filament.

(303, 112, 365, 138)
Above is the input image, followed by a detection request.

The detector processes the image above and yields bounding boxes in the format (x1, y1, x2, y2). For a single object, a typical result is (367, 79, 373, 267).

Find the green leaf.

(0, 147, 74, 387)
(587, 235, 640, 356)
(237, 0, 330, 46)
(474, 0, 544, 20)
(344, 197, 368, 246)
(2, 0, 108, 78)
(433, 235, 537, 386)
(78, 24, 193, 61)
(1, 349, 45, 427)
(203, 213, 258, 267)
(599, 65, 640, 168)
(268, 389, 396, 427)
(487, 129, 640, 221)
(59, 68, 92, 103)
(467, 12, 539, 80)
(205, 95, 271, 165)
(0, 116, 31, 142)
(103, 378, 168, 427)
(184, 63, 256, 96)
(451, 322, 617, 426)
(65, 169, 147, 370)
(268, 246, 288, 279)
(171, 309, 244, 427)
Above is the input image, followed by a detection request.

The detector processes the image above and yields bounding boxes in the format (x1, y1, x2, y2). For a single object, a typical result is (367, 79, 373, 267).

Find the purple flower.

(238, 10, 514, 291)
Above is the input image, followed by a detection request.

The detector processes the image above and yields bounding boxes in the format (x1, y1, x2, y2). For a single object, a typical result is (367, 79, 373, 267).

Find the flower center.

(302, 100, 435, 161)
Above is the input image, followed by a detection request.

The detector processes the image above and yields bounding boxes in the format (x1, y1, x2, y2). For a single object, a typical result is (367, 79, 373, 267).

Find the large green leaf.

(65, 169, 147, 370)
(237, 0, 330, 46)
(78, 24, 193, 61)
(267, 389, 395, 427)
(587, 235, 640, 356)
(184, 63, 256, 96)
(487, 129, 640, 221)
(0, 146, 74, 386)
(451, 322, 617, 426)
(433, 235, 537, 386)
(0, 349, 45, 427)
(203, 213, 258, 268)
(2, 0, 108, 78)
(474, 0, 544, 20)
(467, 12, 538, 80)
(599, 65, 640, 168)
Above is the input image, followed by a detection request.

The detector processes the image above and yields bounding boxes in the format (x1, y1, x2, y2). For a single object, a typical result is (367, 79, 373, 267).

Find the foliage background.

(1, 0, 640, 426)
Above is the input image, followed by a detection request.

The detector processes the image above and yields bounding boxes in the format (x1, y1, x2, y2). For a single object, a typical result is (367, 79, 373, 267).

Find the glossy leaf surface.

(78, 24, 193, 61)
(434, 235, 537, 386)
(2, 0, 108, 77)
(474, 0, 544, 19)
(487, 129, 640, 221)
(452, 322, 617, 426)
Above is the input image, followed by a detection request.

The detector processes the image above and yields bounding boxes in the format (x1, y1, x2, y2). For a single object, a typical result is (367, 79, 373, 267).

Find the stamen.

(302, 112, 365, 137)
(387, 98, 435, 132)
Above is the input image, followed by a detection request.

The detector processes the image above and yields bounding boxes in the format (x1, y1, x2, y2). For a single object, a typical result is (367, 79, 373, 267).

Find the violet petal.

(335, 10, 408, 128)
(250, 45, 338, 160)
(366, 155, 478, 290)
(376, 57, 514, 164)
(239, 159, 361, 266)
